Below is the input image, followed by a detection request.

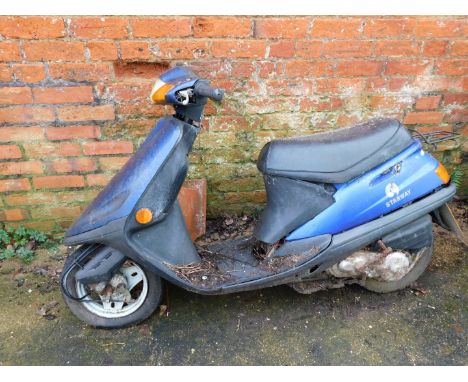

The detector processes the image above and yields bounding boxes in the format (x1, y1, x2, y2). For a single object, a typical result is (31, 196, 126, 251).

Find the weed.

(0, 226, 55, 263)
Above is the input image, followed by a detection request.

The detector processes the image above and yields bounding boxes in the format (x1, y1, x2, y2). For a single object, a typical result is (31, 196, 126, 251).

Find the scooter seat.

(257, 118, 413, 183)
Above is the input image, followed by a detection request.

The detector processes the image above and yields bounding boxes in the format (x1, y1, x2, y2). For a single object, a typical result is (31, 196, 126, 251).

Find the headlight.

(150, 78, 174, 104)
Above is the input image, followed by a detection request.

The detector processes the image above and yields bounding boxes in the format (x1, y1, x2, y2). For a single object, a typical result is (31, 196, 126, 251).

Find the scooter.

(60, 66, 459, 328)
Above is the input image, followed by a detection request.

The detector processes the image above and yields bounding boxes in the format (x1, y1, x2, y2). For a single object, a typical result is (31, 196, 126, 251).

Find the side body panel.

(253, 175, 335, 244)
(287, 141, 444, 240)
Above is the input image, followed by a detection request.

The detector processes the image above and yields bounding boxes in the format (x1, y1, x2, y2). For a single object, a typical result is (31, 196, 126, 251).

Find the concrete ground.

(0, 222, 466, 365)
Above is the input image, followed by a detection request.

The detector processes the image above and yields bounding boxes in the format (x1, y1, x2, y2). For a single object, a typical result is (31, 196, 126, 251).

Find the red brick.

(404, 111, 443, 124)
(415, 125, 454, 134)
(370, 95, 412, 110)
(415, 95, 441, 110)
(87, 41, 118, 61)
(385, 60, 432, 75)
(33, 86, 93, 104)
(295, 41, 322, 58)
(299, 97, 343, 112)
(0, 16, 65, 39)
(23, 41, 85, 61)
(375, 40, 419, 57)
(0, 41, 21, 61)
(115, 102, 164, 117)
(246, 97, 299, 114)
(69, 17, 128, 38)
(188, 61, 231, 80)
(461, 77, 468, 91)
(0, 106, 54, 123)
(48, 157, 97, 173)
(421, 41, 449, 57)
(412, 76, 456, 92)
(257, 61, 283, 78)
(208, 116, 250, 131)
(435, 60, 468, 76)
(263, 76, 313, 96)
(0, 161, 42, 175)
(86, 173, 112, 186)
(83, 141, 133, 156)
(33, 175, 85, 189)
(269, 41, 295, 58)
(49, 63, 113, 82)
(323, 41, 373, 58)
(120, 41, 151, 60)
(0, 87, 33, 105)
(12, 64, 46, 83)
(451, 41, 468, 57)
(24, 142, 81, 158)
(231, 62, 255, 78)
(58, 105, 115, 122)
(211, 40, 266, 59)
(336, 61, 383, 76)
(285, 60, 333, 77)
(46, 125, 101, 141)
(113, 62, 169, 80)
(0, 127, 44, 142)
(194, 17, 251, 37)
(178, 179, 206, 240)
(254, 18, 309, 38)
(0, 208, 28, 221)
(31, 205, 81, 220)
(444, 109, 468, 123)
(415, 19, 464, 38)
(98, 156, 129, 171)
(4, 192, 56, 206)
(363, 18, 415, 37)
(0, 145, 21, 159)
(131, 17, 192, 38)
(0, 178, 31, 192)
(443, 93, 468, 106)
(152, 40, 211, 60)
(106, 83, 152, 102)
(311, 18, 363, 38)
(316, 78, 366, 94)
(0, 64, 12, 82)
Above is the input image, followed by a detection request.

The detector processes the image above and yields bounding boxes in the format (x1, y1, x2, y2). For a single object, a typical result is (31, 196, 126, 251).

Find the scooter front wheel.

(62, 251, 163, 328)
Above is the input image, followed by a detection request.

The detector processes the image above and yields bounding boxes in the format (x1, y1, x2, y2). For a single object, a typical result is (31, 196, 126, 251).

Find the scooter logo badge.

(385, 182, 411, 208)
(385, 182, 400, 198)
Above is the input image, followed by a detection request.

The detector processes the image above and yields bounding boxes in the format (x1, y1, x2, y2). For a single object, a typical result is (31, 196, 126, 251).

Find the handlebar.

(194, 82, 224, 102)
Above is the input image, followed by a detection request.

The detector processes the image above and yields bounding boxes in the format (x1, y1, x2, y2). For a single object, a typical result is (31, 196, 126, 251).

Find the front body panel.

(65, 118, 183, 238)
(287, 141, 444, 240)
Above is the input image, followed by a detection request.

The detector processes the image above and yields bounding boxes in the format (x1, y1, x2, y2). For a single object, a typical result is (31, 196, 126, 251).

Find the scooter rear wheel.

(361, 245, 433, 293)
(62, 249, 163, 328)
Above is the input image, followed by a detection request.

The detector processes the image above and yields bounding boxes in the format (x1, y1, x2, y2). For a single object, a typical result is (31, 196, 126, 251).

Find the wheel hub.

(75, 261, 148, 318)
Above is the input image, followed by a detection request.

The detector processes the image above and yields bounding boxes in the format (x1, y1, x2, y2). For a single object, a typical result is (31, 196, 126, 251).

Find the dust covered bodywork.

(59, 67, 458, 330)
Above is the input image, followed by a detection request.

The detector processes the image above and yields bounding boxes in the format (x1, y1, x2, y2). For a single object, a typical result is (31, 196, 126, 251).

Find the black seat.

(257, 118, 413, 183)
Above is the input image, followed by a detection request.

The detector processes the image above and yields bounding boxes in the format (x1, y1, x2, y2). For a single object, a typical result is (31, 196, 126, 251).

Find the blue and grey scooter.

(60, 66, 460, 328)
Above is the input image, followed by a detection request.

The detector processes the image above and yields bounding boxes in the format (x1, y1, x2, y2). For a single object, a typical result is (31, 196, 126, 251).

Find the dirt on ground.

(0, 202, 466, 365)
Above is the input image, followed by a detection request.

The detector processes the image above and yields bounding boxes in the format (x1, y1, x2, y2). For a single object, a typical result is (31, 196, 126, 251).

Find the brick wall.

(0, 16, 466, 232)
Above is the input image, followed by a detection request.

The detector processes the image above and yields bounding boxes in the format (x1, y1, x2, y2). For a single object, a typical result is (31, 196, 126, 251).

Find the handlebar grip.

(194, 82, 224, 102)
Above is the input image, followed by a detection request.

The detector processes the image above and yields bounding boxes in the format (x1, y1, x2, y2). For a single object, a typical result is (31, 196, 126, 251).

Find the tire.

(61, 248, 163, 328)
(361, 245, 433, 293)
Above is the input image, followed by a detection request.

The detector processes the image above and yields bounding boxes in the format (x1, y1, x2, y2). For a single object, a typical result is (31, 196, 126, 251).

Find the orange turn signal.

(150, 79, 174, 104)
(135, 208, 153, 224)
(435, 162, 450, 184)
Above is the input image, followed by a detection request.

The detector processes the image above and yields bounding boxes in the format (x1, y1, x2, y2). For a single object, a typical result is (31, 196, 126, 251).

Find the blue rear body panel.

(66, 117, 182, 237)
(286, 141, 444, 240)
